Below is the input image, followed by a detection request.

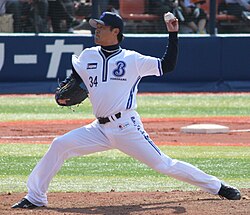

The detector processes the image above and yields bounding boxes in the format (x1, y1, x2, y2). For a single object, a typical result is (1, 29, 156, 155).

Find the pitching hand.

(164, 14, 179, 32)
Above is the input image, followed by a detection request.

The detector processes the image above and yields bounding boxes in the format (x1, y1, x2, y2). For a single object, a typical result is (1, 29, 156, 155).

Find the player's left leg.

(111, 112, 221, 195)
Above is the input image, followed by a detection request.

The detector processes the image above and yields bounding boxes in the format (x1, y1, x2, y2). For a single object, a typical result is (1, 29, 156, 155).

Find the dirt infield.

(0, 117, 250, 214)
(1, 190, 250, 215)
(1, 117, 250, 146)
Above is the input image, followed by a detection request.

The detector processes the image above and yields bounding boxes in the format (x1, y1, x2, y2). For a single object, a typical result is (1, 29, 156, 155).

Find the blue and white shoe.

(11, 198, 41, 209)
(218, 183, 241, 200)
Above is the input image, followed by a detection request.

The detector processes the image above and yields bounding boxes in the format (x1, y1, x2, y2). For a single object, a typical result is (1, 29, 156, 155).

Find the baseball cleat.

(11, 198, 40, 209)
(218, 183, 241, 200)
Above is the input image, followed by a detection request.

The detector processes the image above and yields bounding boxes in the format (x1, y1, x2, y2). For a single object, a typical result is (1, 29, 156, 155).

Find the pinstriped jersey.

(72, 46, 163, 118)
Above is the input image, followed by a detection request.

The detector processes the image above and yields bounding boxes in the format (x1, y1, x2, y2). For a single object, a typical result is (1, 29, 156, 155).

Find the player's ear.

(112, 27, 120, 36)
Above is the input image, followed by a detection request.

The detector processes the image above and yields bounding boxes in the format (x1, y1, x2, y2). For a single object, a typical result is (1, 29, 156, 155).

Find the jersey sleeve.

(71, 50, 85, 74)
(71, 50, 91, 87)
(135, 52, 163, 77)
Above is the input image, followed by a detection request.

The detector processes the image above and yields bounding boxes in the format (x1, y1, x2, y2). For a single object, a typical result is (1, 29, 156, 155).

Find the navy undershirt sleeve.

(161, 32, 178, 74)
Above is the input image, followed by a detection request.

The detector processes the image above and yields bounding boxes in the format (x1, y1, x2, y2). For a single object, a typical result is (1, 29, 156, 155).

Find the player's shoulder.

(121, 48, 140, 56)
(82, 46, 100, 53)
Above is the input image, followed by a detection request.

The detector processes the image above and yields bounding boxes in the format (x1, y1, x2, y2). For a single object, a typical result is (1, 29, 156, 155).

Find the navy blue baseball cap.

(89, 12, 124, 35)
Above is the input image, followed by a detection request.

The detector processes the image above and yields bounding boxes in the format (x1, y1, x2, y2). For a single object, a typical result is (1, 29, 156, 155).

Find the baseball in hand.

(164, 12, 175, 22)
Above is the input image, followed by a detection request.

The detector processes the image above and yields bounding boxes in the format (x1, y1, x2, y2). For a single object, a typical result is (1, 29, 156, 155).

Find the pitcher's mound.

(181, 124, 229, 134)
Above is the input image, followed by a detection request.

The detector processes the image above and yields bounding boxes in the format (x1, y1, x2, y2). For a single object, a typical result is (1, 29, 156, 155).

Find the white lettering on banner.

(0, 43, 4, 72)
(14, 55, 37, 64)
(46, 40, 83, 78)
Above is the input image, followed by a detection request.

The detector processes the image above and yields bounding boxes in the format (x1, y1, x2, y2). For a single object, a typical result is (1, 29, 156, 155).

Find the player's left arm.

(161, 14, 179, 74)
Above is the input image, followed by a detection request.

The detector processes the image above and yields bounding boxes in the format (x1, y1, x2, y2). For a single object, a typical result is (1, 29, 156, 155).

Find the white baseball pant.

(25, 110, 221, 206)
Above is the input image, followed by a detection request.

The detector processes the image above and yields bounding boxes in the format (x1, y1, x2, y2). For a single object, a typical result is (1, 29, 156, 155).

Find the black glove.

(55, 73, 88, 106)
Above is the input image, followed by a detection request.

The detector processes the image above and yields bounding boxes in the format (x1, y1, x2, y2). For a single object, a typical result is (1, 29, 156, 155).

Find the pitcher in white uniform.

(12, 11, 241, 209)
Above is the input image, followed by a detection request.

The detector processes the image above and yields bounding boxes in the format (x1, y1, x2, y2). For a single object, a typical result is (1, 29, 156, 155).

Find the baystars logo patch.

(111, 61, 127, 81)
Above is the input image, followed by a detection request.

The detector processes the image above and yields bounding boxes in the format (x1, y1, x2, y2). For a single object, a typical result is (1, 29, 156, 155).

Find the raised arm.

(161, 13, 179, 74)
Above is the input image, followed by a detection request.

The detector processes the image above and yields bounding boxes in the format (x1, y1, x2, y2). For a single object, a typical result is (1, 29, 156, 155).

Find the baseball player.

(12, 12, 241, 209)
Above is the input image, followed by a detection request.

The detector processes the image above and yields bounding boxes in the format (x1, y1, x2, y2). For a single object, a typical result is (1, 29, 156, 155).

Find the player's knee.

(151, 157, 177, 173)
(153, 162, 169, 173)
(50, 136, 67, 152)
(49, 136, 72, 160)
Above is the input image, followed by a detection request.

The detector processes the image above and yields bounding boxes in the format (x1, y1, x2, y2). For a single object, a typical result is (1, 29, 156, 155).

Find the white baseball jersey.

(72, 46, 163, 117)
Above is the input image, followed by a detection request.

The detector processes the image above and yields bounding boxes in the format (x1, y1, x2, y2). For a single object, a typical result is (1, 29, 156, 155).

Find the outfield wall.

(0, 33, 250, 93)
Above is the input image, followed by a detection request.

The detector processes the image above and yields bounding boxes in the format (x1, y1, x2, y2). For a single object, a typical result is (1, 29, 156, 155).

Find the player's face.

(95, 23, 118, 46)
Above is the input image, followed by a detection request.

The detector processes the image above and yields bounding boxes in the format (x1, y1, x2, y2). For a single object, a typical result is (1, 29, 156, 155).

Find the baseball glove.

(55, 74, 88, 106)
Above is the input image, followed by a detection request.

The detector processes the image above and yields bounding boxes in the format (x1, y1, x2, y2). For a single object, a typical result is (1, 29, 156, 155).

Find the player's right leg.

(12, 120, 111, 208)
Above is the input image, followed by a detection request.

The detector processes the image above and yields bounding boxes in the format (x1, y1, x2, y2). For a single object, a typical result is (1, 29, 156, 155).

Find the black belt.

(98, 112, 121, 124)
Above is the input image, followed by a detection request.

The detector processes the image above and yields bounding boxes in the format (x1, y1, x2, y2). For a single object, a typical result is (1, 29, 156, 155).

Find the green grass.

(1, 93, 250, 121)
(137, 93, 250, 118)
(0, 93, 249, 193)
(0, 144, 249, 193)
(0, 95, 94, 121)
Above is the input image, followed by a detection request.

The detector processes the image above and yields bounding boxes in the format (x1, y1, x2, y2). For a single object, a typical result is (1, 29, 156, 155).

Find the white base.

(181, 124, 229, 134)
